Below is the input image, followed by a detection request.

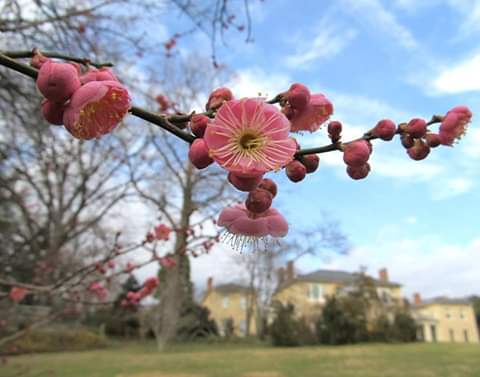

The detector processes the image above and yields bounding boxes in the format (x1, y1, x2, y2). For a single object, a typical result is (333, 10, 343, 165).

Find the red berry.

(286, 160, 307, 182)
(245, 188, 273, 214)
(300, 154, 319, 173)
(258, 178, 277, 197)
(346, 163, 370, 180)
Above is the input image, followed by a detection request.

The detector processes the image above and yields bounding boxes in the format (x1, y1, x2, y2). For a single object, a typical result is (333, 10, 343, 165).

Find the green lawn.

(3, 342, 480, 377)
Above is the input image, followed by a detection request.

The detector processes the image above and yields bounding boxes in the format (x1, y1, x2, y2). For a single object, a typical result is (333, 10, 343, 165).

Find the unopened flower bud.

(36, 60, 81, 103)
(206, 87, 233, 111)
(372, 119, 396, 141)
(41, 99, 65, 125)
(425, 133, 441, 148)
(284, 83, 310, 110)
(406, 118, 427, 138)
(328, 121, 342, 141)
(400, 134, 414, 149)
(258, 178, 277, 197)
(346, 163, 370, 180)
(188, 139, 213, 169)
(300, 154, 320, 173)
(190, 114, 209, 137)
(407, 139, 430, 161)
(343, 140, 371, 167)
(245, 188, 273, 214)
(286, 160, 307, 182)
(228, 173, 262, 192)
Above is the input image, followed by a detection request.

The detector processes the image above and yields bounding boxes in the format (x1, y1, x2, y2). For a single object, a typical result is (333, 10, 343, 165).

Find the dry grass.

(3, 341, 480, 377)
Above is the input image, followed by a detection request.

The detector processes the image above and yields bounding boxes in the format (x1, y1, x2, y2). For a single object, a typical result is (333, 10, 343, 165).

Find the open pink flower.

(439, 105, 472, 146)
(204, 98, 296, 176)
(63, 80, 131, 140)
(218, 203, 288, 241)
(289, 93, 333, 132)
(9, 287, 28, 303)
(154, 224, 172, 241)
(159, 256, 177, 268)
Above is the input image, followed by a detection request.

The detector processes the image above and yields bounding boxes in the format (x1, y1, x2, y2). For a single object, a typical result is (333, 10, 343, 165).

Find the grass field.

(3, 341, 480, 377)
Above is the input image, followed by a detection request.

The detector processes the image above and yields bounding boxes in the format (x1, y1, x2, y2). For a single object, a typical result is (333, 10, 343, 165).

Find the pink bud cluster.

(9, 287, 28, 303)
(88, 282, 108, 301)
(35, 54, 131, 140)
(121, 277, 159, 308)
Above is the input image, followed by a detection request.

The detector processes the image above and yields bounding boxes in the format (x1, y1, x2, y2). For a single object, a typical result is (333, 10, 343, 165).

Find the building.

(201, 277, 257, 336)
(412, 294, 479, 343)
(272, 261, 404, 323)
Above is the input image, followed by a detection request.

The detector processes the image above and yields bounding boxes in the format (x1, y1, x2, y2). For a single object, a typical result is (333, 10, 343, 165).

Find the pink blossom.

(206, 87, 233, 111)
(300, 154, 319, 173)
(283, 83, 310, 110)
(289, 93, 333, 132)
(36, 60, 81, 102)
(439, 106, 472, 146)
(190, 114, 210, 137)
(372, 119, 396, 141)
(407, 139, 430, 161)
(406, 118, 427, 138)
(204, 98, 297, 176)
(9, 287, 28, 303)
(258, 178, 277, 197)
(143, 277, 159, 291)
(346, 163, 370, 180)
(285, 160, 306, 182)
(245, 188, 273, 214)
(159, 256, 177, 268)
(218, 204, 288, 239)
(227, 172, 263, 192)
(125, 262, 136, 273)
(63, 80, 131, 140)
(41, 99, 65, 125)
(88, 282, 108, 301)
(188, 138, 213, 169)
(155, 94, 170, 111)
(328, 120, 342, 141)
(343, 140, 371, 167)
(80, 67, 119, 84)
(154, 224, 172, 241)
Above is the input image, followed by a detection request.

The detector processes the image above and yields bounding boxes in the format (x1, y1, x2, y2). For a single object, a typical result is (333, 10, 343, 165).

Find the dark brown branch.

(5, 49, 113, 68)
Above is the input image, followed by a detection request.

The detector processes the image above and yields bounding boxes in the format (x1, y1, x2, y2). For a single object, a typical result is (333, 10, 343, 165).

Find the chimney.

(207, 277, 213, 292)
(286, 260, 294, 281)
(277, 267, 285, 284)
(378, 268, 389, 282)
(414, 293, 422, 305)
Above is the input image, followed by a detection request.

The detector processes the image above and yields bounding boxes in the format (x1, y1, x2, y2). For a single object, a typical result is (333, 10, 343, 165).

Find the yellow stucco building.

(412, 294, 479, 343)
(201, 277, 257, 336)
(272, 262, 404, 323)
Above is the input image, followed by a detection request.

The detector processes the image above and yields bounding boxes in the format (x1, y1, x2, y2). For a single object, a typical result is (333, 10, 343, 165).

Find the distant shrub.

(0, 328, 108, 355)
(270, 302, 316, 347)
(391, 312, 417, 342)
(316, 296, 368, 345)
(177, 302, 218, 340)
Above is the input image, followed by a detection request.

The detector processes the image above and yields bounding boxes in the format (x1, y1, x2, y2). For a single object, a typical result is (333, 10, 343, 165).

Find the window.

(222, 296, 229, 308)
(430, 325, 437, 342)
(464, 329, 469, 343)
(240, 296, 247, 309)
(239, 320, 246, 336)
(460, 311, 465, 319)
(449, 329, 455, 342)
(445, 308, 451, 319)
(308, 284, 324, 301)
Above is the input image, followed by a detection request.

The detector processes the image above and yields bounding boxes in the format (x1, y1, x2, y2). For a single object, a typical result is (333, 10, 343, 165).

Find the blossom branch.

(4, 49, 114, 68)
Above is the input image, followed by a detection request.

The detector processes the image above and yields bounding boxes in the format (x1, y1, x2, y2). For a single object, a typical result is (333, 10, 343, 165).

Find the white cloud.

(318, 232, 480, 299)
(228, 67, 292, 99)
(431, 177, 474, 200)
(285, 19, 356, 68)
(340, 0, 419, 50)
(404, 216, 417, 224)
(432, 52, 480, 94)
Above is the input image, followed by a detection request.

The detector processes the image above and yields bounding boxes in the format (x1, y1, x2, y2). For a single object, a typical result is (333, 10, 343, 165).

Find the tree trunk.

(155, 163, 194, 350)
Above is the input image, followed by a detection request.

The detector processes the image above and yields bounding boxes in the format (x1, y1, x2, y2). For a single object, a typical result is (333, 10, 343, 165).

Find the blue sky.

(132, 0, 480, 300)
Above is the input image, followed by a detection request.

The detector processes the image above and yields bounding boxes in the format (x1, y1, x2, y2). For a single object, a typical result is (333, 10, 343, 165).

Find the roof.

(276, 269, 401, 293)
(414, 296, 472, 308)
(213, 283, 252, 294)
